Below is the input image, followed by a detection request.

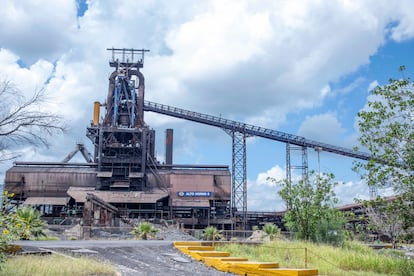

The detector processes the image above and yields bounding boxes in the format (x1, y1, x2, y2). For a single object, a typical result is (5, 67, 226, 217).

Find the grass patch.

(217, 239, 413, 276)
(0, 254, 117, 276)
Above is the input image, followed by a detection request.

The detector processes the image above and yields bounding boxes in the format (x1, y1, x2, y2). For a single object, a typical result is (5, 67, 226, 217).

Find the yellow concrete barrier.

(203, 256, 249, 270)
(188, 250, 231, 261)
(173, 241, 318, 276)
(225, 261, 279, 275)
(173, 241, 208, 246)
(259, 268, 319, 276)
(175, 245, 215, 254)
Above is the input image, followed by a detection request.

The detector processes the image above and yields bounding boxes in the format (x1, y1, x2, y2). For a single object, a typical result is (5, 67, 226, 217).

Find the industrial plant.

(4, 48, 372, 232)
(4, 48, 233, 230)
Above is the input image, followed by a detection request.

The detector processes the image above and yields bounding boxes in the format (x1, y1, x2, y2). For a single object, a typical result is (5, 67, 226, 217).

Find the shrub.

(201, 226, 222, 241)
(130, 222, 158, 240)
(262, 223, 280, 241)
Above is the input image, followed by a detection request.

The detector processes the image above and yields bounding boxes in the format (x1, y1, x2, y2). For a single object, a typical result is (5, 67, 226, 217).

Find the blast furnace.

(5, 48, 232, 229)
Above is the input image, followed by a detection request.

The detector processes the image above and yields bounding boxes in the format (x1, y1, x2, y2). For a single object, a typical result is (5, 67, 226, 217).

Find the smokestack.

(165, 129, 173, 165)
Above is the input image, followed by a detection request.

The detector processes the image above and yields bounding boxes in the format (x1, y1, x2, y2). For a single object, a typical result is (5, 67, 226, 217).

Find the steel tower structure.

(86, 48, 156, 191)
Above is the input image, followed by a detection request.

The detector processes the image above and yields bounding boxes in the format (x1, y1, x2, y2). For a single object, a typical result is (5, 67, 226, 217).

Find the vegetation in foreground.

(202, 226, 223, 241)
(0, 254, 117, 276)
(217, 239, 414, 276)
(354, 66, 414, 246)
(130, 221, 159, 240)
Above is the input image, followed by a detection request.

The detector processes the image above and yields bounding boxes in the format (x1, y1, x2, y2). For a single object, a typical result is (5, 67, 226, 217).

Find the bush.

(130, 222, 158, 240)
(262, 223, 280, 241)
(1, 192, 48, 269)
(314, 210, 347, 246)
(202, 226, 222, 241)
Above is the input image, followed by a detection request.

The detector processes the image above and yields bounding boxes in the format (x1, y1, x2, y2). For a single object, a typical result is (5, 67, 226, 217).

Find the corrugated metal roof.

(24, 197, 69, 205)
(67, 187, 168, 204)
(7, 166, 96, 174)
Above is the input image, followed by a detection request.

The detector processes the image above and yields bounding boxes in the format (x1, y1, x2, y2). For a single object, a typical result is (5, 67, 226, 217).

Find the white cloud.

(297, 113, 346, 145)
(165, 0, 272, 79)
(367, 80, 379, 92)
(0, 1, 78, 64)
(334, 179, 398, 206)
(0, 49, 55, 95)
(320, 85, 331, 98)
(331, 77, 366, 97)
(389, 1, 414, 41)
(1, 0, 414, 204)
(248, 164, 372, 211)
(256, 165, 286, 186)
(247, 165, 285, 211)
(335, 180, 369, 205)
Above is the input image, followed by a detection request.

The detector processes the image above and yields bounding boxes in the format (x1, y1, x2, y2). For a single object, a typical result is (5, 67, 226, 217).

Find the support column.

(231, 131, 247, 230)
(286, 144, 309, 187)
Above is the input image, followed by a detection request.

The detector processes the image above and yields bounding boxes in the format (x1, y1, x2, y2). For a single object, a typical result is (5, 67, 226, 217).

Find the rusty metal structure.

(86, 48, 154, 191)
(5, 48, 232, 229)
(4, 47, 375, 231)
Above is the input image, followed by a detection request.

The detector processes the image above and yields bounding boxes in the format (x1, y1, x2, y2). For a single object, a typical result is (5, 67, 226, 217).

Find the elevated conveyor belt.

(144, 101, 371, 161)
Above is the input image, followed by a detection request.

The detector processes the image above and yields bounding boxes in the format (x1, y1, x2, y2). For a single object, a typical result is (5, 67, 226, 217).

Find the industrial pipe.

(93, 101, 100, 126)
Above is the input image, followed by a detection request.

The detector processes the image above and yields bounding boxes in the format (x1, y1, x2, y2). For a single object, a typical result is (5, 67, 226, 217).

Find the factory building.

(4, 48, 232, 229)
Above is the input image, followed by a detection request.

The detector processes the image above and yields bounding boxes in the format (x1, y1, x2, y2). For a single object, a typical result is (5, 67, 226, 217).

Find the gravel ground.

(18, 239, 234, 276)
(85, 243, 233, 276)
(22, 222, 232, 275)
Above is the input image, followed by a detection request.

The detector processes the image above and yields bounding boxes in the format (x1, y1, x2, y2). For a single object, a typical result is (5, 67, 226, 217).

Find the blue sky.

(1, 0, 413, 211)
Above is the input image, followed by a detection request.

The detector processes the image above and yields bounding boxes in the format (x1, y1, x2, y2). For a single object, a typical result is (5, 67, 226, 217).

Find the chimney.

(165, 129, 173, 165)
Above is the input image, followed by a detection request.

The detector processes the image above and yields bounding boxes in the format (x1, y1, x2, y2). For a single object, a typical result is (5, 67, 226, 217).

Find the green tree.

(354, 66, 414, 231)
(201, 226, 222, 241)
(355, 66, 413, 193)
(272, 171, 345, 243)
(314, 208, 347, 246)
(130, 222, 158, 240)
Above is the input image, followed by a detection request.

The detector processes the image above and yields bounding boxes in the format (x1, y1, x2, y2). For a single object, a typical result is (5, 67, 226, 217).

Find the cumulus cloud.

(334, 180, 370, 205)
(0, 1, 78, 64)
(1, 0, 414, 201)
(247, 165, 286, 211)
(297, 113, 346, 145)
(0, 49, 55, 95)
(256, 165, 286, 186)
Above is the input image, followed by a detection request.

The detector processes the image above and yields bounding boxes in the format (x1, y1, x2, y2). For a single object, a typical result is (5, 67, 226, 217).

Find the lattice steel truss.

(286, 143, 309, 187)
(144, 98, 373, 229)
(231, 131, 247, 229)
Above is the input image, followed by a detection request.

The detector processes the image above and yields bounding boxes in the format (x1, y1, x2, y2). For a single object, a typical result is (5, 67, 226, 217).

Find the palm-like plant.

(130, 222, 158, 240)
(263, 223, 280, 241)
(202, 226, 222, 241)
(15, 206, 46, 240)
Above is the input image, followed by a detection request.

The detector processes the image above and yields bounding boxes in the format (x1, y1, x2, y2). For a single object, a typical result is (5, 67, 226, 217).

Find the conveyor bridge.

(144, 100, 370, 160)
(144, 100, 372, 229)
